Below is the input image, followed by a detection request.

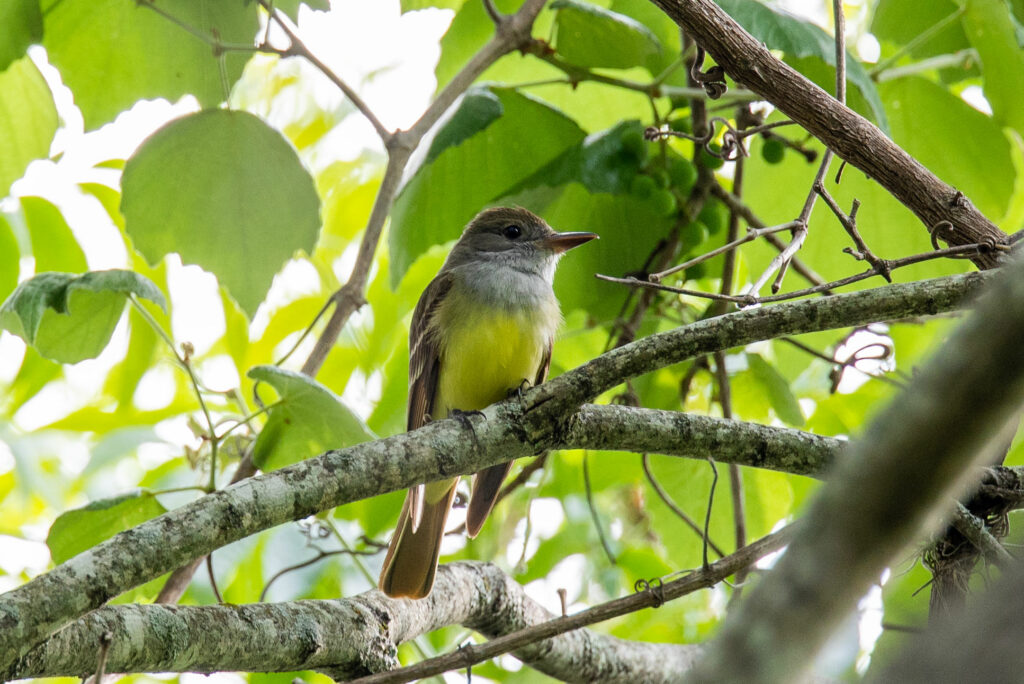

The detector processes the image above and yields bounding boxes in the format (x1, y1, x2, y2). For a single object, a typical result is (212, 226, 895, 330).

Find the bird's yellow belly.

(436, 312, 547, 416)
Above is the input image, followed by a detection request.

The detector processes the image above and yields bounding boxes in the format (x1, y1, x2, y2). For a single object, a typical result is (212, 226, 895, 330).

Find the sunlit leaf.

(0, 57, 57, 197)
(746, 353, 805, 426)
(42, 0, 257, 129)
(21, 196, 87, 273)
(121, 110, 321, 317)
(47, 490, 167, 564)
(0, 0, 42, 71)
(0, 215, 18, 303)
(960, 0, 1024, 133)
(249, 365, 375, 471)
(552, 0, 662, 71)
(0, 269, 165, 363)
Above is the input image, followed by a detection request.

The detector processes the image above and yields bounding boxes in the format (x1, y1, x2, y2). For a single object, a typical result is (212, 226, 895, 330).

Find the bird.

(378, 206, 598, 599)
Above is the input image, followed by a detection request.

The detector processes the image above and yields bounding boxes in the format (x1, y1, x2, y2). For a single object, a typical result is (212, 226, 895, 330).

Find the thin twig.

(259, 1, 392, 141)
(642, 454, 726, 558)
(583, 452, 617, 565)
(597, 240, 993, 305)
(649, 221, 799, 283)
(207, 554, 223, 603)
(709, 183, 830, 289)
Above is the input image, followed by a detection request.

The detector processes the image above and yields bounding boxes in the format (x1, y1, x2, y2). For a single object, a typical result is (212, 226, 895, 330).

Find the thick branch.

(648, 0, 1008, 268)
(565, 405, 839, 478)
(9, 562, 701, 681)
(683, 256, 1024, 682)
(0, 271, 989, 669)
(12, 529, 791, 683)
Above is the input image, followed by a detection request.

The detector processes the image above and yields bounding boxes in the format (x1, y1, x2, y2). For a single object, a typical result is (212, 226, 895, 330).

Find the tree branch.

(0, 270, 990, 669)
(9, 531, 785, 682)
(647, 0, 1008, 268)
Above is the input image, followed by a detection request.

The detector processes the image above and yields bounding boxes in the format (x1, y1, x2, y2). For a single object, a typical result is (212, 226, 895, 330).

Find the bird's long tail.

(378, 479, 458, 598)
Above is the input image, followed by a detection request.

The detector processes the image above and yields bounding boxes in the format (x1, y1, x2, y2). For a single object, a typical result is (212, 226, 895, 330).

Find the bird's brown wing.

(379, 272, 456, 598)
(404, 271, 452, 530)
(465, 337, 553, 538)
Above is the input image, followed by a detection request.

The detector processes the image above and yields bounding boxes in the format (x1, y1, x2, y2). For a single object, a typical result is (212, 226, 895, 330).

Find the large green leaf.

(872, 0, 970, 60)
(0, 0, 42, 71)
(715, 0, 888, 131)
(0, 215, 18, 304)
(47, 490, 167, 564)
(21, 196, 87, 273)
(121, 110, 321, 317)
(552, 0, 662, 71)
(959, 0, 1024, 133)
(0, 57, 57, 197)
(388, 87, 586, 286)
(0, 269, 166, 363)
(42, 0, 257, 130)
(539, 183, 674, 321)
(249, 365, 375, 472)
(881, 77, 1014, 221)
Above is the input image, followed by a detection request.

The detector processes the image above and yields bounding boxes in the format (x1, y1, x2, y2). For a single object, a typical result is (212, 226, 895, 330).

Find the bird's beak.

(541, 231, 599, 253)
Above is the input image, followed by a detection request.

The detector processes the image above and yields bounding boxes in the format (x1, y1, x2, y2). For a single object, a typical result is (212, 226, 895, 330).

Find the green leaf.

(21, 196, 87, 273)
(42, 0, 258, 130)
(881, 77, 1014, 221)
(871, 0, 969, 60)
(249, 365, 375, 472)
(401, 0, 466, 11)
(714, 0, 888, 132)
(0, 269, 166, 363)
(0, 215, 19, 304)
(425, 88, 503, 163)
(121, 110, 321, 317)
(539, 184, 674, 321)
(389, 87, 586, 286)
(746, 353, 805, 427)
(47, 490, 167, 564)
(960, 0, 1024, 133)
(0, 57, 57, 197)
(0, 0, 42, 71)
(511, 120, 650, 196)
(552, 0, 662, 71)
(275, 0, 329, 20)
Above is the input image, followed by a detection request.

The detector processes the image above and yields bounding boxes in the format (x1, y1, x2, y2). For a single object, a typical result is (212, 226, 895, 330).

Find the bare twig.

(642, 454, 726, 558)
(584, 452, 617, 565)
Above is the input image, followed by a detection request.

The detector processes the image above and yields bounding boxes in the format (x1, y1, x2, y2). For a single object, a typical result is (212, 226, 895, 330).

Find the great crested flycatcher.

(378, 206, 597, 599)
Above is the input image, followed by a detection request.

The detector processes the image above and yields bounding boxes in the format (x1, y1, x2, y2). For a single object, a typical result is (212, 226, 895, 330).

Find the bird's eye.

(502, 224, 522, 240)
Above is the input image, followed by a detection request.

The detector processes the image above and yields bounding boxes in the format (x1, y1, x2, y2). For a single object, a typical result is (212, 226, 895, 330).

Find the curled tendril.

(709, 117, 747, 161)
(829, 338, 896, 392)
(633, 577, 666, 607)
(691, 46, 728, 99)
(644, 118, 748, 160)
